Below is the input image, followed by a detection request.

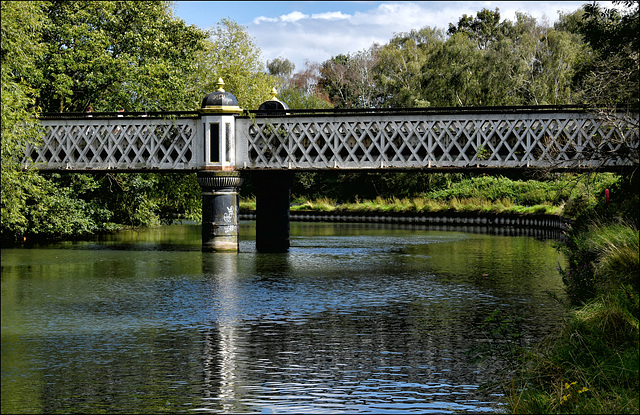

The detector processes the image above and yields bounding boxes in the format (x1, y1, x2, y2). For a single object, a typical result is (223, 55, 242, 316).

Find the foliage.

(1, 1, 48, 238)
(421, 10, 587, 107)
(317, 46, 382, 108)
(308, 7, 590, 109)
(191, 18, 277, 110)
(574, 1, 639, 107)
(36, 0, 207, 113)
(506, 221, 639, 414)
(2, 3, 281, 240)
(505, 136, 638, 415)
(447, 8, 507, 50)
(239, 173, 624, 218)
(373, 27, 444, 108)
(267, 56, 296, 80)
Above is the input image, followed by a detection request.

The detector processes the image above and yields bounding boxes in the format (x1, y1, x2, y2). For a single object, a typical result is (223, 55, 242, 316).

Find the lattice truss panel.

(238, 112, 638, 169)
(24, 118, 200, 170)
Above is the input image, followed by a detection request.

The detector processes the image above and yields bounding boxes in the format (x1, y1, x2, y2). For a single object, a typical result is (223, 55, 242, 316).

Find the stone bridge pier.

(198, 81, 291, 253)
(197, 171, 243, 252)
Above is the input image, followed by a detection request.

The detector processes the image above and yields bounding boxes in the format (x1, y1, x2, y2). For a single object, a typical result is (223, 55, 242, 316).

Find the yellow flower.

(565, 381, 578, 389)
(578, 387, 589, 394)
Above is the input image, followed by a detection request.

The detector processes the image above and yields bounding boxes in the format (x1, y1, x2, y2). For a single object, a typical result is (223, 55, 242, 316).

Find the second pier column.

(254, 171, 292, 253)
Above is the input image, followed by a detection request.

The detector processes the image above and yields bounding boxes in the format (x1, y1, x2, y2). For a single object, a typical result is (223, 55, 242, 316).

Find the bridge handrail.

(39, 111, 201, 119)
(37, 105, 638, 119)
(243, 104, 639, 117)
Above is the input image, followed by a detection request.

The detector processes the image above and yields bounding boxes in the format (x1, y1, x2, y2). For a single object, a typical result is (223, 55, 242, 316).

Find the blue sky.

(171, 1, 604, 70)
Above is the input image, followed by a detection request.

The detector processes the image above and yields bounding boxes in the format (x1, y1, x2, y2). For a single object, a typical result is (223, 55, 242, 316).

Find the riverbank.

(499, 170, 639, 414)
(504, 219, 639, 414)
(240, 209, 568, 240)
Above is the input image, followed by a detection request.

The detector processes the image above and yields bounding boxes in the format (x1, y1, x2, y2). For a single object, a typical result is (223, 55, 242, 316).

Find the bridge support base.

(254, 171, 292, 253)
(197, 171, 243, 252)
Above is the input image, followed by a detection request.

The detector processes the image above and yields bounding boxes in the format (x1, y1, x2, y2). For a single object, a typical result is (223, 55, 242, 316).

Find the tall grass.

(506, 221, 639, 414)
(240, 174, 613, 218)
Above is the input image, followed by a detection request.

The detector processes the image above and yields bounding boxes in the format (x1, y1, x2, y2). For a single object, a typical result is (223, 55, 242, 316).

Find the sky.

(171, 1, 609, 71)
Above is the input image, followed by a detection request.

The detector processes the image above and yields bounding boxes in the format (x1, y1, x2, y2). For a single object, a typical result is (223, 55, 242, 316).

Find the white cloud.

(280, 11, 309, 23)
(311, 11, 350, 21)
(253, 11, 309, 25)
(253, 16, 278, 24)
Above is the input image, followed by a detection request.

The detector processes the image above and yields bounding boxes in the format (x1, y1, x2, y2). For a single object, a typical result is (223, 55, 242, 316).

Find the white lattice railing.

(24, 116, 201, 171)
(236, 110, 638, 170)
(23, 109, 638, 171)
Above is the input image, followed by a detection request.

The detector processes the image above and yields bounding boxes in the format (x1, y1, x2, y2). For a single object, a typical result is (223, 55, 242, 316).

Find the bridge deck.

(24, 107, 638, 172)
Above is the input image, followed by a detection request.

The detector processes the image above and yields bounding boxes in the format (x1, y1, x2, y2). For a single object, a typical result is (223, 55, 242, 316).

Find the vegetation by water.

(502, 168, 639, 414)
(240, 172, 619, 218)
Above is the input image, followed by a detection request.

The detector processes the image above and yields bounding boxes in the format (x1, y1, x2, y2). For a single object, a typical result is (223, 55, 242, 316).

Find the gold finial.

(216, 78, 225, 92)
(270, 87, 278, 100)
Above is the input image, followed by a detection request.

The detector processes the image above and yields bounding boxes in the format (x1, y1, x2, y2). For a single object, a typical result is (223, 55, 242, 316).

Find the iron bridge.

(23, 106, 639, 172)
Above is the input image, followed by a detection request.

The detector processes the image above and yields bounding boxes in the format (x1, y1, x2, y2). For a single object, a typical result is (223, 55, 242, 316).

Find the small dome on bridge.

(258, 87, 289, 113)
(201, 78, 242, 113)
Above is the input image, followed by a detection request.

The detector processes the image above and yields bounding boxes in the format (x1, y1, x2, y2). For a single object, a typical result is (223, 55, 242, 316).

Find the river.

(1, 221, 567, 414)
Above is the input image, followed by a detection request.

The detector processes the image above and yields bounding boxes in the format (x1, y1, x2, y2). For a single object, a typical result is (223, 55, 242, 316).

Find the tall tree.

(374, 27, 445, 107)
(420, 32, 483, 106)
(279, 62, 333, 110)
(267, 56, 295, 85)
(2, 1, 222, 239)
(2, 1, 103, 239)
(447, 8, 507, 50)
(1, 1, 47, 238)
(318, 46, 381, 108)
(575, 1, 639, 168)
(37, 0, 207, 112)
(576, 0, 639, 107)
(191, 18, 276, 111)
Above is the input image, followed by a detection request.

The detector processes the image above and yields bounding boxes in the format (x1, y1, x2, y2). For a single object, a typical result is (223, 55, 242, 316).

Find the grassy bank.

(241, 195, 563, 216)
(240, 173, 619, 218)
(505, 220, 639, 414)
(501, 171, 639, 414)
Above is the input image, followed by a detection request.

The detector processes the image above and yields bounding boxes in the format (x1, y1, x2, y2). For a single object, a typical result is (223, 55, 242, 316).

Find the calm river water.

(2, 222, 567, 414)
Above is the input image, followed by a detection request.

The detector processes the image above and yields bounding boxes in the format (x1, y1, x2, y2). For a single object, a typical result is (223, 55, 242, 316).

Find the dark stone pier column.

(197, 171, 243, 252)
(254, 171, 292, 253)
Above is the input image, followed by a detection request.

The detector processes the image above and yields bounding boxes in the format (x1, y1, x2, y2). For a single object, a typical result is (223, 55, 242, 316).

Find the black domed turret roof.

(258, 87, 290, 113)
(201, 78, 242, 113)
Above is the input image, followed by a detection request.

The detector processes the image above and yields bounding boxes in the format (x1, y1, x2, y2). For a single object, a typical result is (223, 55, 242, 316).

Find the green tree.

(34, 1, 210, 231)
(1, 1, 48, 238)
(265, 57, 332, 110)
(278, 60, 332, 109)
(420, 10, 587, 107)
(374, 27, 444, 107)
(420, 32, 483, 106)
(191, 18, 277, 111)
(37, 0, 207, 112)
(318, 46, 381, 108)
(576, 1, 639, 106)
(1, 1, 218, 239)
(1, 1, 107, 239)
(447, 8, 507, 50)
(267, 56, 295, 87)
